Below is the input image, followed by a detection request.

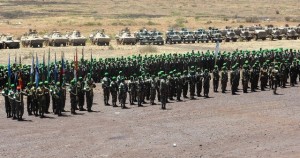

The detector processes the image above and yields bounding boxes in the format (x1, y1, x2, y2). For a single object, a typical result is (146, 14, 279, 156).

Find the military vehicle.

(44, 31, 68, 47)
(194, 29, 209, 43)
(20, 29, 45, 48)
(115, 28, 136, 45)
(89, 29, 111, 46)
(149, 30, 164, 45)
(265, 26, 283, 40)
(0, 35, 20, 49)
(234, 27, 253, 41)
(165, 29, 182, 44)
(179, 28, 196, 43)
(208, 28, 223, 43)
(221, 29, 239, 42)
(281, 27, 298, 40)
(0, 36, 3, 49)
(66, 30, 87, 46)
(249, 26, 267, 41)
(135, 28, 152, 45)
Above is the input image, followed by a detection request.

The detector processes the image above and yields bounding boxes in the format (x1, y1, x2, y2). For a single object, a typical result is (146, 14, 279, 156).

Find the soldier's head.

(10, 84, 15, 89)
(44, 81, 48, 86)
(79, 77, 83, 81)
(222, 66, 226, 70)
(87, 73, 91, 79)
(119, 71, 123, 75)
(70, 79, 75, 85)
(151, 75, 155, 79)
(56, 82, 61, 86)
(112, 77, 116, 81)
(204, 69, 208, 73)
(39, 82, 43, 87)
(5, 83, 8, 88)
(104, 72, 109, 77)
(214, 65, 218, 70)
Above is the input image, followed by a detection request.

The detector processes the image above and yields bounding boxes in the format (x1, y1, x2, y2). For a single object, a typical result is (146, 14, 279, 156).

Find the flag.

(90, 49, 93, 78)
(30, 55, 34, 83)
(60, 52, 65, 84)
(47, 48, 50, 82)
(214, 41, 220, 65)
(35, 53, 39, 88)
(74, 48, 78, 82)
(17, 72, 23, 90)
(42, 52, 45, 81)
(82, 47, 84, 60)
(8, 54, 11, 85)
(54, 52, 58, 82)
(215, 41, 220, 58)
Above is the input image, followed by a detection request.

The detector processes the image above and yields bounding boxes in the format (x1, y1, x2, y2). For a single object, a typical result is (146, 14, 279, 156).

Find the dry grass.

(0, 0, 299, 37)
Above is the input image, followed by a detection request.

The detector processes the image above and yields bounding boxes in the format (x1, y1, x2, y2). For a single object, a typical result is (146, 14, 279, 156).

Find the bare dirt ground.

(0, 81, 299, 158)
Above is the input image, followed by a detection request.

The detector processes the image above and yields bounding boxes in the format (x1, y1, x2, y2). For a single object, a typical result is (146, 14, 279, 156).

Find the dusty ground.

(0, 81, 299, 158)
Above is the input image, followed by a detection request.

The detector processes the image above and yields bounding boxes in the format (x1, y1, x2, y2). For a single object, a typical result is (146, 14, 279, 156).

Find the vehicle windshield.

(7, 36, 12, 40)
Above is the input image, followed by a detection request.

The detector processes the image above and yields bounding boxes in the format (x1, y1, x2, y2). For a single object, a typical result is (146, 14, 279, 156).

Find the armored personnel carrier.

(236, 28, 253, 41)
(66, 30, 87, 46)
(149, 30, 164, 45)
(208, 28, 223, 43)
(281, 27, 298, 40)
(44, 31, 68, 47)
(20, 29, 45, 48)
(194, 29, 209, 43)
(1, 35, 20, 49)
(221, 29, 239, 42)
(89, 29, 111, 46)
(115, 28, 136, 45)
(265, 26, 283, 40)
(249, 26, 267, 41)
(179, 28, 196, 43)
(135, 28, 152, 45)
(165, 28, 182, 44)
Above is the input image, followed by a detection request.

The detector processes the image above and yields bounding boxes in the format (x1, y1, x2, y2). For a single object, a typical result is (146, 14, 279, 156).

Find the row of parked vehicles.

(0, 24, 300, 49)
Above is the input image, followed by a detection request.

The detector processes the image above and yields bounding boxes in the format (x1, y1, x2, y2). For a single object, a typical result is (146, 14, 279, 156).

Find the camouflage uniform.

(110, 77, 118, 107)
(136, 77, 144, 107)
(36, 82, 46, 118)
(212, 66, 220, 92)
(128, 76, 137, 105)
(149, 75, 157, 105)
(220, 67, 228, 93)
(77, 77, 85, 111)
(84, 74, 96, 112)
(160, 75, 168, 109)
(69, 79, 78, 114)
(203, 70, 211, 98)
(101, 73, 110, 106)
(2, 84, 11, 118)
(118, 79, 128, 109)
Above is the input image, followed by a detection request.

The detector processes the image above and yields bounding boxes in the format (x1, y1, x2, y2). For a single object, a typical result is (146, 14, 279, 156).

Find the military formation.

(1, 48, 300, 120)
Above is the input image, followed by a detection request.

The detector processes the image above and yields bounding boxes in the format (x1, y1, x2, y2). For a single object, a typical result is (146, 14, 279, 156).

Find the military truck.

(44, 31, 68, 47)
(0, 35, 20, 49)
(89, 29, 111, 46)
(235, 28, 253, 41)
(249, 26, 267, 41)
(281, 27, 298, 40)
(208, 28, 223, 43)
(115, 28, 136, 45)
(135, 28, 152, 45)
(194, 29, 209, 43)
(66, 30, 87, 46)
(20, 29, 45, 48)
(221, 29, 239, 42)
(265, 27, 283, 40)
(179, 28, 196, 43)
(149, 30, 164, 45)
(165, 29, 182, 44)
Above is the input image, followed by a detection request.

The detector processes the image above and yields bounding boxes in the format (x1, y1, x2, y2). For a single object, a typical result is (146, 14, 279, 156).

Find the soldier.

(15, 87, 24, 121)
(272, 66, 279, 94)
(77, 77, 86, 111)
(31, 82, 38, 116)
(241, 64, 250, 93)
(69, 79, 78, 114)
(36, 82, 46, 118)
(128, 76, 136, 105)
(212, 65, 220, 92)
(84, 73, 96, 112)
(8, 84, 16, 119)
(44, 81, 50, 114)
(2, 83, 11, 118)
(23, 82, 33, 115)
(188, 68, 196, 100)
(118, 78, 128, 109)
(101, 72, 110, 106)
(290, 60, 298, 86)
(203, 69, 211, 98)
(61, 82, 67, 112)
(182, 70, 189, 98)
(167, 71, 175, 100)
(149, 75, 157, 105)
(136, 76, 144, 107)
(196, 68, 203, 97)
(110, 77, 118, 107)
(53, 82, 63, 116)
(230, 65, 239, 95)
(260, 63, 268, 91)
(220, 66, 228, 93)
(160, 74, 168, 110)
(175, 72, 183, 101)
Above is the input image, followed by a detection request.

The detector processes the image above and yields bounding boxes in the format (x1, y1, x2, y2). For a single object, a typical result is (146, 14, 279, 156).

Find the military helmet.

(104, 72, 109, 76)
(56, 82, 61, 86)
(11, 84, 15, 88)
